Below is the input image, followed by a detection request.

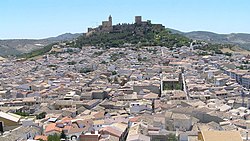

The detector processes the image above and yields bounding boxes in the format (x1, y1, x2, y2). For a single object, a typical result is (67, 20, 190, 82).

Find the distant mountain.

(185, 31, 228, 42)
(167, 28, 184, 35)
(168, 28, 250, 50)
(46, 33, 82, 41)
(0, 33, 81, 57)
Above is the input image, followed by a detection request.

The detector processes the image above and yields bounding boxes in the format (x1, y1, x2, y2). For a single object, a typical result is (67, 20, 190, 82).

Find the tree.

(14, 111, 29, 117)
(36, 112, 47, 119)
(111, 71, 117, 75)
(47, 134, 60, 141)
(60, 130, 67, 139)
(167, 133, 178, 141)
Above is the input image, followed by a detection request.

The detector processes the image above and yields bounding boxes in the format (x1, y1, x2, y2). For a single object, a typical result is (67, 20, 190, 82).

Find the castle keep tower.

(135, 16, 142, 24)
(109, 15, 112, 27)
(101, 15, 113, 32)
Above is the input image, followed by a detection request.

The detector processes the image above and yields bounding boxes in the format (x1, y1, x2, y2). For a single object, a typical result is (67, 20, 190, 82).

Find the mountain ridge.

(0, 33, 81, 57)
(168, 28, 250, 50)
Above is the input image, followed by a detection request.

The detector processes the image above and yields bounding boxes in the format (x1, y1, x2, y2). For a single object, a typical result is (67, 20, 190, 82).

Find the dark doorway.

(0, 121, 3, 133)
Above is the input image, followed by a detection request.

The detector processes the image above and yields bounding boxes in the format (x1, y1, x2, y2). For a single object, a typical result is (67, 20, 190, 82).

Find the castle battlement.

(87, 16, 165, 36)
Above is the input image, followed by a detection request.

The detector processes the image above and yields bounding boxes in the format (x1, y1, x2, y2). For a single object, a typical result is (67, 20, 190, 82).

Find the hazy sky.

(1, 0, 250, 39)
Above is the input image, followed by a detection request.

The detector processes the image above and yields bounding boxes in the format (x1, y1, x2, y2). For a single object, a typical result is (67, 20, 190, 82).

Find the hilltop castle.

(87, 15, 165, 36)
(87, 15, 113, 34)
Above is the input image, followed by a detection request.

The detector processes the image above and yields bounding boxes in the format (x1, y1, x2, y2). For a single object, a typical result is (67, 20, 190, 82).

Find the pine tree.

(60, 130, 67, 139)
(47, 134, 60, 141)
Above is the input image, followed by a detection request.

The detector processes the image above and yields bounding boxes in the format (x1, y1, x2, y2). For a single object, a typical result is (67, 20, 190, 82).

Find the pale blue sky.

(0, 0, 250, 39)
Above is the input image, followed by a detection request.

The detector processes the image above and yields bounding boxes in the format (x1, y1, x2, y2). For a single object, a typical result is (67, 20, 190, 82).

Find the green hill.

(71, 25, 191, 49)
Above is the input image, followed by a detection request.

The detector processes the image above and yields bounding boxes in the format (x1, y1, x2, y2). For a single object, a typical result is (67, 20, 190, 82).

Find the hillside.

(21, 25, 191, 59)
(0, 33, 81, 57)
(71, 25, 191, 49)
(19, 43, 58, 59)
(168, 28, 250, 50)
(46, 33, 82, 41)
(220, 46, 250, 55)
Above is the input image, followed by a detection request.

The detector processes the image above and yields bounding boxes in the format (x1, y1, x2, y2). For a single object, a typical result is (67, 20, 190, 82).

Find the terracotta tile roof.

(34, 135, 48, 141)
(93, 111, 105, 119)
(67, 128, 85, 134)
(129, 116, 141, 122)
(45, 123, 62, 133)
(63, 125, 72, 131)
(99, 126, 122, 137)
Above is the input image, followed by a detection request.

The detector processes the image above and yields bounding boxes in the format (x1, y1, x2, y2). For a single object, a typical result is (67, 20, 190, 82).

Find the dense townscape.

(1, 16, 250, 141)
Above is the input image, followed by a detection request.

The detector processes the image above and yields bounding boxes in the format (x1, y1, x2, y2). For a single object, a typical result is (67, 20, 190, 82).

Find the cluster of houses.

(0, 43, 250, 141)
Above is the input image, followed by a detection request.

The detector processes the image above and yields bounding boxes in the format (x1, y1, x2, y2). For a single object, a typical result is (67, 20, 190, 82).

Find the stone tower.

(109, 15, 112, 26)
(135, 16, 142, 24)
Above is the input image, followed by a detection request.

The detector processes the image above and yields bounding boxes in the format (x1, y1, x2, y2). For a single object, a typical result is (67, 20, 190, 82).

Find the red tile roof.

(129, 116, 141, 122)
(45, 123, 62, 133)
(99, 126, 122, 137)
(34, 135, 48, 141)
